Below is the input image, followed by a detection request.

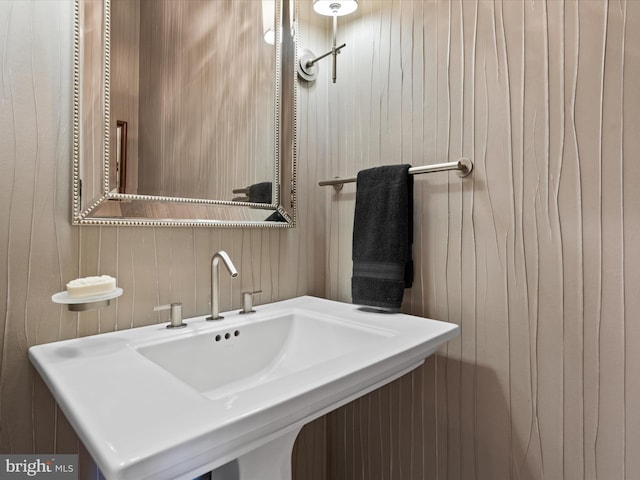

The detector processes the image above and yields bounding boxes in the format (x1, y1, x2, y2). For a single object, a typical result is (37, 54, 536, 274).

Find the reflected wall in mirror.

(73, 0, 297, 227)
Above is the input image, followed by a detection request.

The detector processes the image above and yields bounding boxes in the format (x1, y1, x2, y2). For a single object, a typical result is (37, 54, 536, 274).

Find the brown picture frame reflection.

(116, 120, 128, 193)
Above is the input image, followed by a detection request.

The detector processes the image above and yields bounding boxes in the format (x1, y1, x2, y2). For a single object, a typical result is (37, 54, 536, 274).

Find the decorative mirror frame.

(72, 0, 297, 227)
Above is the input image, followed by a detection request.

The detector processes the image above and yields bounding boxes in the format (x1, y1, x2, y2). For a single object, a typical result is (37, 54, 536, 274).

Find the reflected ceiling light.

(262, 0, 275, 45)
(298, 0, 358, 83)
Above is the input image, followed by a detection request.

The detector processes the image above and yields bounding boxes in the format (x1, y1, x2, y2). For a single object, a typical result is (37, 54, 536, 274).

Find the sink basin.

(29, 296, 459, 480)
(137, 310, 392, 400)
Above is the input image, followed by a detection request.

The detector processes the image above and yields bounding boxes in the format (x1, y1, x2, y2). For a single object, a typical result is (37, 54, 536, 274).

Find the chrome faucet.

(207, 251, 238, 320)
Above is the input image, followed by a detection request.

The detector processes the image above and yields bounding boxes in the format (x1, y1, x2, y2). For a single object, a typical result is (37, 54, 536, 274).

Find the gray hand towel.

(351, 164, 413, 311)
(248, 182, 272, 203)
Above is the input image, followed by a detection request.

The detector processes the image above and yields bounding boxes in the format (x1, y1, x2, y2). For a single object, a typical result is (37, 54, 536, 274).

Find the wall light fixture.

(298, 0, 358, 83)
(262, 0, 275, 45)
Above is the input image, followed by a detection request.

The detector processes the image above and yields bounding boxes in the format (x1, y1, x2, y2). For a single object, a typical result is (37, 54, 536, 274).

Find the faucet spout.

(208, 251, 238, 321)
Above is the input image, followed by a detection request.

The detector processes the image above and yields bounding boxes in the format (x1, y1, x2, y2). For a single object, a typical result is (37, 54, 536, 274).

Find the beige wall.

(2, 1, 639, 480)
(322, 1, 640, 479)
(0, 0, 327, 476)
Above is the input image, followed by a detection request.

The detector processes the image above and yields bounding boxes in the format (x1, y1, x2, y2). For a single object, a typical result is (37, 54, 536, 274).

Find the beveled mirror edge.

(71, 0, 81, 222)
(72, 0, 297, 228)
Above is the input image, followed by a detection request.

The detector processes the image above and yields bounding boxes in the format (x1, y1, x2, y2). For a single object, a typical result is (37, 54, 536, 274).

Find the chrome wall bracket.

(297, 43, 346, 83)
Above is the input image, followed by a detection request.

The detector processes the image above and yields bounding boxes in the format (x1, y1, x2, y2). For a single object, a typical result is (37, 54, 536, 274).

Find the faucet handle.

(154, 302, 186, 329)
(240, 290, 262, 314)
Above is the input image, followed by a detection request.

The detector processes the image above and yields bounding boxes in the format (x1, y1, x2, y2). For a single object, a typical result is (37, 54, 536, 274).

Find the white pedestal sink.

(29, 296, 458, 480)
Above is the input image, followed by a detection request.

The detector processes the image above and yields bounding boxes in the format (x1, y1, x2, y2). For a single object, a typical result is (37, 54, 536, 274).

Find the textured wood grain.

(3, 1, 639, 480)
(322, 1, 639, 479)
(0, 0, 326, 476)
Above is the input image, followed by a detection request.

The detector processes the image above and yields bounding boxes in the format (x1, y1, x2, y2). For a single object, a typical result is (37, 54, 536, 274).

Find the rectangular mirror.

(73, 0, 297, 227)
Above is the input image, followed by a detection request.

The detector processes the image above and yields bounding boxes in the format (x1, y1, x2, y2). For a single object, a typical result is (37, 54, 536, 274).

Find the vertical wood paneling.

(624, 3, 640, 478)
(559, 3, 585, 479)
(292, 417, 327, 480)
(323, 1, 640, 479)
(4, 1, 640, 480)
(0, 0, 327, 477)
(0, 0, 79, 454)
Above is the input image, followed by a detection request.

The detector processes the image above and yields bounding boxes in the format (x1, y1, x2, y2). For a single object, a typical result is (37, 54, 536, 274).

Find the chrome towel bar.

(319, 158, 473, 192)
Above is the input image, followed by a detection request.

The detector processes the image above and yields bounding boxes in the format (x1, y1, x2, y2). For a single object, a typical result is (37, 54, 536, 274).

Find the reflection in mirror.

(112, 0, 275, 201)
(73, 0, 297, 227)
(114, 120, 127, 194)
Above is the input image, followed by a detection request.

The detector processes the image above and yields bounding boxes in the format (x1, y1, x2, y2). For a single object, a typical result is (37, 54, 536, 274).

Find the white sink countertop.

(29, 295, 459, 480)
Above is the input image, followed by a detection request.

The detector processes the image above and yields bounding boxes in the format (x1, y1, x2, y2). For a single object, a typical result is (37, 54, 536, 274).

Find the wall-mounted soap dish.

(52, 288, 123, 312)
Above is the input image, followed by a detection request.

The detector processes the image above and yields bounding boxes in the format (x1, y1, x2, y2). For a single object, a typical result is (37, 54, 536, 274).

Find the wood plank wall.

(322, 1, 640, 479)
(0, 0, 328, 477)
(2, 1, 640, 480)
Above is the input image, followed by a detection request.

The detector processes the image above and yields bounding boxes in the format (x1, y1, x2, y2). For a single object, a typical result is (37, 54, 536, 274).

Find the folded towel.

(351, 164, 413, 311)
(248, 182, 272, 203)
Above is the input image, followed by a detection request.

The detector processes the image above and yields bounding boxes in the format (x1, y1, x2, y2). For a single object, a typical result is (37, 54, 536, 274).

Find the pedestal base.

(210, 428, 301, 480)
